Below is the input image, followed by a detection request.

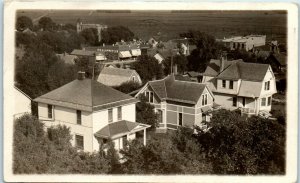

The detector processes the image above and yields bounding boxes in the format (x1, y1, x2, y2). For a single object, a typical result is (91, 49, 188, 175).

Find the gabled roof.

(272, 53, 287, 66)
(94, 120, 150, 139)
(147, 75, 211, 105)
(204, 59, 270, 81)
(97, 67, 140, 86)
(34, 78, 138, 112)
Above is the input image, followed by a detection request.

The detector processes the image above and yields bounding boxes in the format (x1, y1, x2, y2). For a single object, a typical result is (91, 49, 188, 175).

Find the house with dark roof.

(264, 53, 287, 73)
(97, 67, 142, 87)
(34, 72, 150, 152)
(202, 56, 277, 117)
(135, 75, 215, 130)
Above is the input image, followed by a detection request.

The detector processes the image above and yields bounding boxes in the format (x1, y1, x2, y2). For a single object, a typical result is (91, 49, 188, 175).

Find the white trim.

(135, 82, 149, 98)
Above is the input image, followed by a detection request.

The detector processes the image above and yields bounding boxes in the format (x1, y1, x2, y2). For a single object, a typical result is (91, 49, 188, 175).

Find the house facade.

(136, 75, 215, 130)
(34, 72, 149, 152)
(14, 86, 31, 118)
(222, 35, 266, 51)
(97, 67, 142, 87)
(202, 57, 277, 117)
(76, 19, 107, 42)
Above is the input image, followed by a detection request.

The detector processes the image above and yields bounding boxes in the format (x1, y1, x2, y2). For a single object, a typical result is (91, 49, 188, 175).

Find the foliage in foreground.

(120, 128, 212, 174)
(13, 114, 111, 174)
(136, 95, 159, 129)
(195, 109, 286, 174)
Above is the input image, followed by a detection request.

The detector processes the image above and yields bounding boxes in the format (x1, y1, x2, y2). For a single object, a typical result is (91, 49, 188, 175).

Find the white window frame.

(75, 134, 84, 150)
(261, 98, 266, 106)
(264, 81, 270, 91)
(202, 94, 208, 106)
(222, 80, 226, 88)
(108, 108, 113, 123)
(117, 106, 122, 120)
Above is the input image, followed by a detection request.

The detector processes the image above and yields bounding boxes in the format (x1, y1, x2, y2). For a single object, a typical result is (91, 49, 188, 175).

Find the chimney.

(220, 51, 227, 72)
(78, 71, 85, 80)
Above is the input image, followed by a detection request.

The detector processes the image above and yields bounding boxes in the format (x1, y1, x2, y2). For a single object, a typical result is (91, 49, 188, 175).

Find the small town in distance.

(14, 11, 286, 174)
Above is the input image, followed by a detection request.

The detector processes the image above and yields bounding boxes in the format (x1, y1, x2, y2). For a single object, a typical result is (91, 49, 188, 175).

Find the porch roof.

(94, 120, 150, 139)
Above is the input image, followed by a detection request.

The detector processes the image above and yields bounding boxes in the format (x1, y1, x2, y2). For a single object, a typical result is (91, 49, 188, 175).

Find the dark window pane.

(48, 105, 52, 118)
(178, 113, 183, 126)
(108, 108, 113, 122)
(75, 135, 84, 150)
(77, 110, 81, 125)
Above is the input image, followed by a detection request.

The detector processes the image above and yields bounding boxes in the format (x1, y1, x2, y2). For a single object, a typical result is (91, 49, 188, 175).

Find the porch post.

(143, 129, 146, 146)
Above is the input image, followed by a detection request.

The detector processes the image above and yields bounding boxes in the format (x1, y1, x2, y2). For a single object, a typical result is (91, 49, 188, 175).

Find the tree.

(38, 17, 55, 31)
(16, 16, 33, 31)
(80, 28, 99, 46)
(132, 55, 163, 84)
(13, 114, 111, 174)
(120, 128, 212, 174)
(195, 109, 285, 174)
(113, 81, 141, 94)
(101, 26, 134, 44)
(136, 95, 159, 129)
(181, 30, 225, 72)
(162, 54, 188, 75)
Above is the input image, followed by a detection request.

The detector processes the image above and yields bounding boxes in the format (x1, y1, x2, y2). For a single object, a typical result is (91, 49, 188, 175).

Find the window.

(77, 110, 81, 125)
(241, 43, 245, 49)
(48, 104, 53, 118)
(118, 106, 122, 120)
(267, 97, 272, 106)
(229, 81, 234, 89)
(150, 92, 154, 103)
(261, 98, 266, 106)
(132, 76, 135, 82)
(233, 97, 237, 107)
(264, 81, 270, 90)
(108, 108, 113, 123)
(202, 94, 208, 106)
(242, 97, 246, 107)
(157, 109, 163, 123)
(222, 80, 226, 88)
(122, 135, 128, 148)
(178, 113, 183, 126)
(233, 43, 236, 49)
(75, 135, 84, 150)
(145, 92, 149, 101)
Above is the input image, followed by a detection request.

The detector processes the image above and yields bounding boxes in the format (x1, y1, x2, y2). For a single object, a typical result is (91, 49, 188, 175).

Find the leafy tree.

(136, 95, 159, 129)
(181, 30, 225, 72)
(38, 17, 56, 31)
(13, 114, 111, 174)
(101, 26, 134, 44)
(227, 49, 256, 63)
(80, 28, 99, 46)
(195, 109, 285, 174)
(162, 54, 187, 75)
(132, 55, 163, 83)
(120, 129, 212, 174)
(16, 16, 33, 31)
(15, 32, 37, 47)
(113, 81, 141, 94)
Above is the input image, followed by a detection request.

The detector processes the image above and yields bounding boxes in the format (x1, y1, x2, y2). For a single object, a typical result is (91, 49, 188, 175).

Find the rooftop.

(97, 67, 140, 86)
(34, 78, 138, 112)
(147, 75, 210, 105)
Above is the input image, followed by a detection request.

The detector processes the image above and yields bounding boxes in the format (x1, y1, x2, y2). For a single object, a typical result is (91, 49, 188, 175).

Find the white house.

(222, 35, 266, 51)
(14, 86, 31, 118)
(97, 67, 142, 87)
(202, 56, 277, 117)
(34, 72, 150, 152)
(135, 75, 215, 130)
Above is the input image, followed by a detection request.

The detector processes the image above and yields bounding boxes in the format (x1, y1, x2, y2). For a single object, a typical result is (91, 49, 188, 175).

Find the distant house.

(76, 19, 107, 42)
(97, 67, 142, 87)
(186, 71, 203, 82)
(222, 35, 266, 51)
(129, 44, 141, 58)
(135, 75, 215, 130)
(34, 72, 150, 152)
(153, 53, 164, 64)
(14, 86, 31, 118)
(70, 49, 107, 63)
(56, 53, 78, 65)
(264, 53, 287, 73)
(202, 56, 277, 117)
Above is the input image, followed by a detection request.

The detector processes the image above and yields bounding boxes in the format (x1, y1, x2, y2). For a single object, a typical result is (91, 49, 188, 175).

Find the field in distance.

(17, 10, 287, 43)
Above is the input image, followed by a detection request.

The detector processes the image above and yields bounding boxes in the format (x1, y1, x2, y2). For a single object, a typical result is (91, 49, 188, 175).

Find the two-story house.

(34, 72, 150, 152)
(135, 75, 215, 130)
(202, 57, 277, 117)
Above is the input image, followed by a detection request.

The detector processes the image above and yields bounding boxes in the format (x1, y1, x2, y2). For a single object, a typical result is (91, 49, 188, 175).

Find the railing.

(240, 107, 255, 114)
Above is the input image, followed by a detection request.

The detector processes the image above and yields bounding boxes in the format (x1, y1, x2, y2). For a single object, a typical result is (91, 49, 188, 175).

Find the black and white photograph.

(3, 1, 298, 182)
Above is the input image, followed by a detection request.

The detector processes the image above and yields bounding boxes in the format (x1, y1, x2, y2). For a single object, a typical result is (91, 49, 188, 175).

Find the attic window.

(202, 94, 208, 106)
(264, 81, 270, 90)
(229, 81, 234, 89)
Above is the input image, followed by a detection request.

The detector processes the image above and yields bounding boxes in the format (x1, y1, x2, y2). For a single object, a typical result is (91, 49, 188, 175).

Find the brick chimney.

(78, 71, 85, 80)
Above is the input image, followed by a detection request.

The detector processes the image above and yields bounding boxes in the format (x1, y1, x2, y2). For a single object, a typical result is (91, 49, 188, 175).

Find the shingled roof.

(204, 59, 270, 81)
(97, 67, 141, 86)
(147, 75, 211, 104)
(34, 78, 138, 112)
